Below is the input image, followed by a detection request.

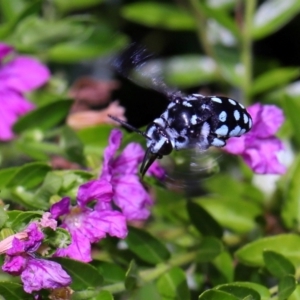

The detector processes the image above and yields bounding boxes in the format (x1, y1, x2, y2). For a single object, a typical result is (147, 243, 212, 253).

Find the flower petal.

(21, 257, 71, 293)
(77, 179, 113, 207)
(0, 89, 34, 141)
(2, 255, 26, 275)
(101, 129, 123, 180)
(224, 135, 247, 154)
(23, 223, 44, 252)
(0, 43, 13, 61)
(0, 57, 50, 92)
(243, 138, 286, 174)
(113, 143, 144, 174)
(113, 175, 153, 220)
(55, 230, 92, 262)
(50, 197, 71, 219)
(147, 160, 165, 179)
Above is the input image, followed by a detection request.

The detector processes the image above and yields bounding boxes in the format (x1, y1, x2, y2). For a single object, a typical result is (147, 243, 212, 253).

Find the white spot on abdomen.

(211, 97, 222, 103)
(229, 99, 236, 105)
(211, 138, 226, 147)
(243, 113, 249, 124)
(219, 111, 227, 122)
(233, 110, 240, 121)
(229, 125, 242, 137)
(215, 125, 229, 136)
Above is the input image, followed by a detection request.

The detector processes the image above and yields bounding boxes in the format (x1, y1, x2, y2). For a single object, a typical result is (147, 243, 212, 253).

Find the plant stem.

(100, 251, 198, 294)
(240, 0, 256, 104)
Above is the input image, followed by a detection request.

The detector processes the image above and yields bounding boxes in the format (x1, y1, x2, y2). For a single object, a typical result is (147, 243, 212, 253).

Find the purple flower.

(51, 180, 127, 262)
(0, 43, 50, 140)
(224, 103, 286, 174)
(1, 223, 71, 294)
(100, 129, 161, 220)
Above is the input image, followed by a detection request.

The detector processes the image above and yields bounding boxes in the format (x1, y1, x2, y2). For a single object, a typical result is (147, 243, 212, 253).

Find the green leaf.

(6, 162, 51, 189)
(250, 68, 300, 96)
(199, 290, 239, 300)
(0, 0, 26, 21)
(53, 0, 103, 13)
(219, 282, 270, 300)
(282, 96, 300, 148)
(164, 55, 218, 88)
(0, 282, 32, 300)
(125, 260, 138, 291)
(33, 172, 63, 207)
(6, 211, 42, 231)
(53, 258, 103, 290)
(197, 2, 240, 38)
(187, 201, 223, 238)
(288, 284, 300, 300)
(235, 234, 300, 267)
(13, 100, 73, 133)
(0, 167, 18, 188)
(77, 125, 113, 148)
(197, 237, 224, 262)
(252, 0, 300, 39)
(278, 275, 297, 300)
(93, 290, 114, 300)
(197, 198, 262, 234)
(121, 3, 195, 30)
(263, 251, 295, 278)
(131, 282, 160, 300)
(126, 226, 170, 264)
(94, 261, 125, 284)
(216, 284, 260, 300)
(156, 267, 190, 300)
(212, 252, 234, 283)
(47, 28, 127, 63)
(60, 126, 85, 165)
(0, 207, 8, 229)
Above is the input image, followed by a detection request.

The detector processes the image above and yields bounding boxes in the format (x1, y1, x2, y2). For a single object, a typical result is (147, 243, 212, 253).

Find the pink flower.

(51, 180, 127, 262)
(1, 223, 71, 294)
(0, 43, 50, 140)
(100, 129, 161, 220)
(224, 103, 286, 174)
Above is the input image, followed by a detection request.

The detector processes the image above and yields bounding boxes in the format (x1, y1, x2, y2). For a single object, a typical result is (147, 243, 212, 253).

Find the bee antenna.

(108, 115, 151, 140)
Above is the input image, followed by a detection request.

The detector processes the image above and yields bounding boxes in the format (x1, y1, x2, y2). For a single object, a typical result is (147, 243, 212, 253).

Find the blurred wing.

(112, 43, 182, 100)
(160, 145, 222, 194)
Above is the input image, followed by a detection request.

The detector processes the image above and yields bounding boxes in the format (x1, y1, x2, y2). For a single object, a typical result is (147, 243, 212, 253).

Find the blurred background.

(2, 0, 300, 129)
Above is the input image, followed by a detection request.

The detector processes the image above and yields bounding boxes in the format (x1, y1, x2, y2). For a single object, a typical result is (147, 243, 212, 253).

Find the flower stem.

(240, 0, 256, 104)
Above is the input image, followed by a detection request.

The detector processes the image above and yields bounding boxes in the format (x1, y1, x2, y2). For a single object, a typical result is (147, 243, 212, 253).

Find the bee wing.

(160, 145, 222, 193)
(112, 43, 182, 100)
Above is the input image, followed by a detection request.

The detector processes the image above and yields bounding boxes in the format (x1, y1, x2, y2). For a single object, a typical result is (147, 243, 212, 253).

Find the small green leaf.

(53, 258, 103, 290)
(199, 289, 239, 300)
(156, 267, 190, 300)
(252, 0, 300, 39)
(126, 226, 170, 264)
(187, 201, 223, 238)
(236, 234, 300, 267)
(125, 260, 138, 291)
(216, 284, 260, 300)
(197, 237, 224, 262)
(121, 3, 195, 30)
(53, 0, 103, 13)
(198, 198, 261, 234)
(0, 282, 32, 300)
(164, 55, 218, 88)
(282, 96, 300, 148)
(7, 211, 42, 231)
(94, 261, 125, 284)
(6, 162, 51, 189)
(278, 275, 297, 300)
(251, 68, 300, 96)
(13, 100, 73, 133)
(263, 251, 295, 278)
(0, 166, 18, 188)
(0, 207, 8, 229)
(60, 126, 85, 165)
(288, 284, 300, 300)
(219, 282, 270, 300)
(93, 290, 114, 300)
(212, 252, 234, 283)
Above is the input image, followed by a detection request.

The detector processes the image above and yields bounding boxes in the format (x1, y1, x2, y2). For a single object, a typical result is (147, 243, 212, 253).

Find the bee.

(109, 45, 252, 176)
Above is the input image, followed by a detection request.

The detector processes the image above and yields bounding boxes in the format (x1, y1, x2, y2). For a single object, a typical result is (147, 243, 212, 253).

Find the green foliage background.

(1, 0, 300, 299)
